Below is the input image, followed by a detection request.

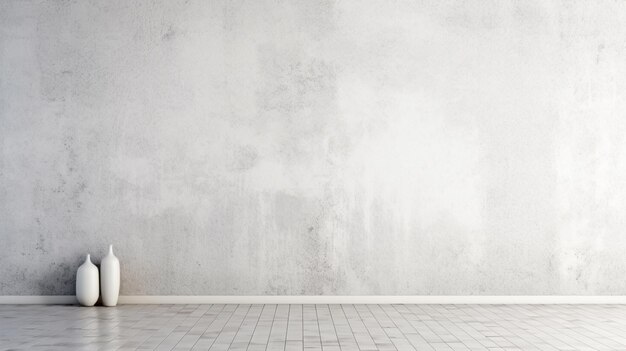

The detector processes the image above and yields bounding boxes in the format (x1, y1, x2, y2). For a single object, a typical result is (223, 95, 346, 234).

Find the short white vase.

(100, 244, 120, 307)
(76, 254, 99, 306)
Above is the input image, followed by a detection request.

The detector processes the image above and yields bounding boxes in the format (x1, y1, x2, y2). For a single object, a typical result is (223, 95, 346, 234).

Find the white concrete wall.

(1, 0, 626, 295)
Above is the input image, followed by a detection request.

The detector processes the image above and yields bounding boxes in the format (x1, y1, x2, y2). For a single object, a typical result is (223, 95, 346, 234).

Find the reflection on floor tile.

(1, 304, 626, 350)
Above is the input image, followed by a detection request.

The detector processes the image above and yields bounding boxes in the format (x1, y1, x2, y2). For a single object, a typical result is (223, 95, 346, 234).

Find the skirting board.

(2, 296, 626, 305)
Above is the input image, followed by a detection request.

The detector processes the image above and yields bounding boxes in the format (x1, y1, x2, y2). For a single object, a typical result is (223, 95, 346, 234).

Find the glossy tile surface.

(1, 304, 626, 350)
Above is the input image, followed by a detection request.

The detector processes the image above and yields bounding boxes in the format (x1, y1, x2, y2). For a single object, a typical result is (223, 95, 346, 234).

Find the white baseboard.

(0, 296, 77, 304)
(2, 295, 626, 305)
(118, 295, 626, 304)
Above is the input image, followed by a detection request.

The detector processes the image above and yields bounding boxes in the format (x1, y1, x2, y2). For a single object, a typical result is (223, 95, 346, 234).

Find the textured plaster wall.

(2, 0, 626, 296)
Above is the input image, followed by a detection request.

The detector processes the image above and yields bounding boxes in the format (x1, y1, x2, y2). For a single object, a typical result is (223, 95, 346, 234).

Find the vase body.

(76, 254, 99, 306)
(101, 244, 120, 307)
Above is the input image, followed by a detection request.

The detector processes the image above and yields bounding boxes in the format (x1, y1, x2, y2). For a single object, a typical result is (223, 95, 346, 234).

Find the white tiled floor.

(1, 304, 626, 350)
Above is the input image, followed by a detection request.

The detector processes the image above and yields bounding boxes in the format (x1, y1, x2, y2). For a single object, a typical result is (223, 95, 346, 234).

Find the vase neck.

(108, 245, 113, 255)
(85, 254, 91, 263)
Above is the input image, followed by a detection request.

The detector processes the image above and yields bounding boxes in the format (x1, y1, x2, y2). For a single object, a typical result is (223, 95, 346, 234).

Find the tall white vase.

(101, 244, 120, 307)
(76, 254, 99, 306)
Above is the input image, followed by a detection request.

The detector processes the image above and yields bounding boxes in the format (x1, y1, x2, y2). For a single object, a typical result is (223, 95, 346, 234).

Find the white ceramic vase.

(76, 254, 99, 306)
(101, 244, 120, 307)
